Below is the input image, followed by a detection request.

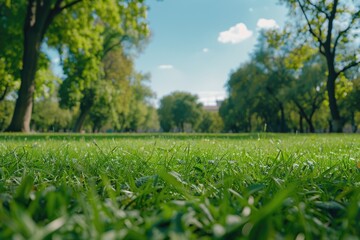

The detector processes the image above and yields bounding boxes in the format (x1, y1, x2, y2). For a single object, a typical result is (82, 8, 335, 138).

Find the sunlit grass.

(0, 134, 359, 239)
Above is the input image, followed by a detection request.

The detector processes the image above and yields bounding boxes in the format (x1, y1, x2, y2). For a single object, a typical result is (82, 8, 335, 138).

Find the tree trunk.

(6, 13, 42, 131)
(279, 103, 287, 133)
(6, 1, 51, 132)
(0, 84, 9, 102)
(323, 9, 342, 133)
(327, 70, 342, 132)
(306, 118, 315, 133)
(350, 112, 357, 133)
(299, 113, 304, 133)
(73, 89, 95, 132)
(247, 113, 252, 132)
(73, 107, 90, 132)
(6, 0, 83, 132)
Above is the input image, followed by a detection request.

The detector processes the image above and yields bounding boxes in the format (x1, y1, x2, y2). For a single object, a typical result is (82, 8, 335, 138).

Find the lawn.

(0, 133, 359, 239)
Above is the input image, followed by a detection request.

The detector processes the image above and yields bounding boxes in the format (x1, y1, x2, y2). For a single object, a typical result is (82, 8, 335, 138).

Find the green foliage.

(158, 92, 203, 132)
(198, 111, 224, 133)
(35, 56, 62, 100)
(105, 71, 158, 133)
(31, 100, 73, 132)
(281, 0, 360, 71)
(219, 98, 242, 132)
(339, 76, 360, 131)
(280, 0, 360, 132)
(1, 0, 151, 132)
(0, 100, 14, 130)
(125, 73, 157, 132)
(221, 28, 332, 132)
(53, 0, 150, 100)
(54, 0, 152, 132)
(0, 1, 25, 99)
(346, 78, 360, 112)
(59, 53, 102, 109)
(289, 54, 328, 132)
(58, 19, 153, 132)
(0, 134, 359, 238)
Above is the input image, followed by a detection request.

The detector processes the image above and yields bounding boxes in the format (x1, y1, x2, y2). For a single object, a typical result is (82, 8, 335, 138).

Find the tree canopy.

(158, 92, 204, 132)
(221, 29, 345, 133)
(1, 0, 150, 132)
(1, 0, 359, 133)
(281, 0, 360, 132)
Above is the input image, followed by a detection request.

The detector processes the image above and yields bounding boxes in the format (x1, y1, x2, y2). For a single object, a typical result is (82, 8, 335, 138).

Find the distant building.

(203, 100, 223, 112)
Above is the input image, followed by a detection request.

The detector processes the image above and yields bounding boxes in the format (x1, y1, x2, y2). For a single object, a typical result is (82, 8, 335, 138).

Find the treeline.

(0, 42, 159, 132)
(219, 0, 360, 133)
(158, 91, 223, 133)
(220, 30, 360, 133)
(0, 0, 160, 132)
(0, 0, 359, 133)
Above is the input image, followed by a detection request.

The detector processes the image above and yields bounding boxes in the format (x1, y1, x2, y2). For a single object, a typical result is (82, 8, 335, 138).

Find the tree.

(339, 75, 360, 132)
(82, 60, 157, 133)
(221, 29, 329, 133)
(219, 98, 242, 132)
(0, 58, 19, 101)
(158, 92, 203, 132)
(59, 51, 102, 132)
(198, 111, 224, 133)
(117, 73, 157, 132)
(221, 63, 263, 132)
(2, 0, 149, 132)
(0, 1, 24, 102)
(263, 28, 329, 132)
(222, 62, 290, 132)
(158, 95, 174, 132)
(281, 0, 360, 132)
(289, 55, 327, 132)
(57, 10, 149, 132)
(141, 106, 160, 132)
(31, 100, 72, 132)
(4, 0, 81, 132)
(252, 32, 293, 132)
(222, 30, 295, 133)
(0, 100, 14, 131)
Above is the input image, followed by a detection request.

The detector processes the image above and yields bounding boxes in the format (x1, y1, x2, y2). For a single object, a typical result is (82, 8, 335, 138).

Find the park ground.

(0, 133, 359, 239)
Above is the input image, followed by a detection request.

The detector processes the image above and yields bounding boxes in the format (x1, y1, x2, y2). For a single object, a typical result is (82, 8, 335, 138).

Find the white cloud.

(158, 64, 174, 70)
(256, 18, 279, 29)
(202, 48, 209, 53)
(218, 23, 253, 44)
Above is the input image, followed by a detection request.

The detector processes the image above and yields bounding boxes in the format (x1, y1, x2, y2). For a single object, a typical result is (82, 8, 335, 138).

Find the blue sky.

(135, 0, 288, 106)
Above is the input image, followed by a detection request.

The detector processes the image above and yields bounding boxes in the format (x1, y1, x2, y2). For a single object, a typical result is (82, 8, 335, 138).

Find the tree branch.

(54, 0, 63, 11)
(59, 0, 83, 11)
(311, 91, 325, 116)
(103, 36, 129, 58)
(337, 60, 360, 77)
(0, 84, 9, 102)
(325, 0, 338, 48)
(307, 0, 330, 18)
(41, 0, 83, 39)
(318, 44, 325, 55)
(296, 0, 325, 48)
(333, 9, 360, 55)
(293, 99, 311, 123)
(315, 11, 323, 41)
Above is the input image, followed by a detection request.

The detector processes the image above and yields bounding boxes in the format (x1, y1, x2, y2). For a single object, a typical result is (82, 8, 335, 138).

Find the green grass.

(0, 134, 359, 239)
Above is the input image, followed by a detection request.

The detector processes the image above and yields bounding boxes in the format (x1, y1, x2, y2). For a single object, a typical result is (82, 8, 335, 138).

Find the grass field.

(0, 133, 359, 239)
